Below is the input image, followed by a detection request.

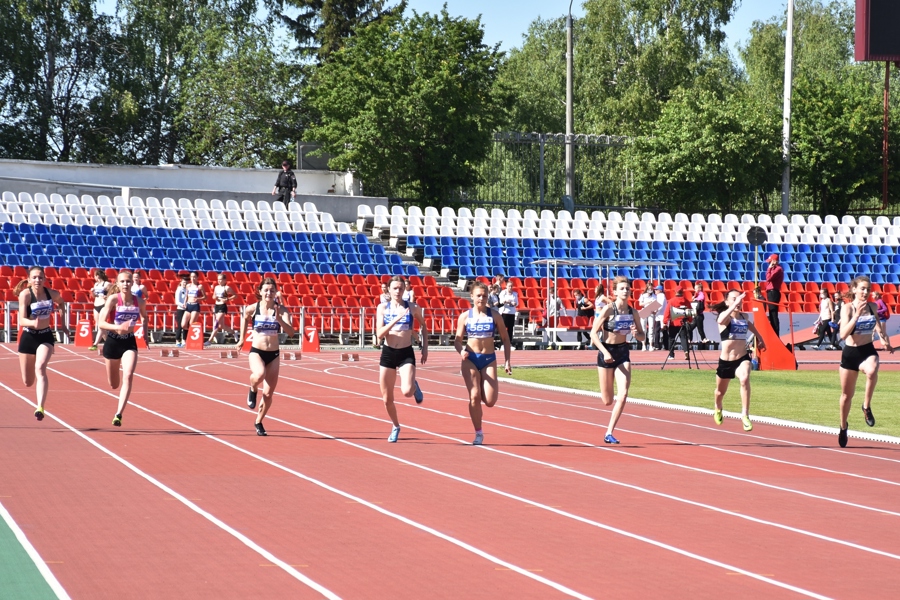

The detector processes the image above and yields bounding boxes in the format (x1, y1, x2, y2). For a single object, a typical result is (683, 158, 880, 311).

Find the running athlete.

(179, 271, 206, 336)
(90, 270, 111, 351)
(16, 267, 68, 421)
(376, 276, 428, 442)
(234, 277, 296, 436)
(710, 290, 766, 432)
(454, 282, 512, 445)
(206, 273, 237, 346)
(173, 273, 189, 347)
(836, 275, 893, 447)
(590, 276, 645, 444)
(97, 270, 148, 427)
(131, 271, 146, 300)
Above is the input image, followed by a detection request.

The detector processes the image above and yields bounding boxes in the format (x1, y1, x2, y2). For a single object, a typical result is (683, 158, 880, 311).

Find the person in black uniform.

(271, 160, 297, 204)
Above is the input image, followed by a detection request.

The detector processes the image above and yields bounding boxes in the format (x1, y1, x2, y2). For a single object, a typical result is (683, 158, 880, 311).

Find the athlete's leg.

(838, 367, 859, 429)
(33, 344, 54, 410)
(19, 353, 36, 387)
(397, 362, 416, 398)
(257, 358, 280, 424)
(379, 367, 400, 426)
(461, 359, 484, 430)
(115, 350, 137, 415)
(606, 363, 632, 436)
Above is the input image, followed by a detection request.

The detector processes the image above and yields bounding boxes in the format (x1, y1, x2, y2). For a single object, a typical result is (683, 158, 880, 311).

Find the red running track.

(1, 345, 899, 599)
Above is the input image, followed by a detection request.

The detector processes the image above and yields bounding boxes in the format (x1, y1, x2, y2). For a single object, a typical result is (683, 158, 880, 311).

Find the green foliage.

(307, 8, 509, 202)
(278, 0, 406, 60)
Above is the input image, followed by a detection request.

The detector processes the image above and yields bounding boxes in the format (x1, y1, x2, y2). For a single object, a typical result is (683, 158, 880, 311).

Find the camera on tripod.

(669, 306, 696, 321)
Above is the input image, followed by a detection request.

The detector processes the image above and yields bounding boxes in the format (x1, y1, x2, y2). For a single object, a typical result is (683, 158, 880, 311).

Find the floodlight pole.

(781, 0, 794, 216)
(884, 61, 891, 210)
(565, 0, 575, 200)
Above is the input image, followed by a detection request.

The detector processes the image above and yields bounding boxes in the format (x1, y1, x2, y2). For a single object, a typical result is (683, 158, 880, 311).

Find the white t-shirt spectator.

(655, 291, 668, 322)
(499, 290, 518, 315)
(546, 294, 563, 318)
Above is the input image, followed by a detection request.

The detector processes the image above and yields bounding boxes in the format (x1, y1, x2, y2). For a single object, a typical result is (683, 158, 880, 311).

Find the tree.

(306, 8, 510, 202)
(278, 0, 405, 60)
(176, 11, 305, 167)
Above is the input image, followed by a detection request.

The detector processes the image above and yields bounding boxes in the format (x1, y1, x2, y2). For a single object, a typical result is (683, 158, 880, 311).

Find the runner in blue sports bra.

(179, 270, 206, 336)
(97, 270, 148, 428)
(836, 275, 894, 447)
(234, 277, 296, 436)
(710, 290, 765, 432)
(454, 281, 512, 445)
(375, 275, 429, 443)
(590, 276, 645, 445)
(15, 266, 68, 421)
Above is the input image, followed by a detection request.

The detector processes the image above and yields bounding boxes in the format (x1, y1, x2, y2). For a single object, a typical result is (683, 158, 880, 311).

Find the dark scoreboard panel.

(856, 0, 900, 61)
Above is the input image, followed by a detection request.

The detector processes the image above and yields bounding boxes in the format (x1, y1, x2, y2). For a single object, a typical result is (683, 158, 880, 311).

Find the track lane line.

(0, 378, 342, 600)
(0, 499, 71, 600)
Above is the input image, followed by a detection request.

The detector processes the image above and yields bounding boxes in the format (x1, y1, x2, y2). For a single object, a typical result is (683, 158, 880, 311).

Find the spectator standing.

(271, 160, 297, 204)
(872, 291, 890, 322)
(173, 274, 189, 347)
(764, 254, 784, 335)
(638, 287, 657, 350)
(654, 284, 668, 350)
(379, 282, 390, 304)
(488, 284, 501, 310)
(498, 280, 518, 350)
(692, 282, 709, 343)
(545, 284, 563, 328)
(832, 291, 844, 349)
(814, 289, 836, 349)
(573, 289, 594, 348)
(663, 289, 691, 360)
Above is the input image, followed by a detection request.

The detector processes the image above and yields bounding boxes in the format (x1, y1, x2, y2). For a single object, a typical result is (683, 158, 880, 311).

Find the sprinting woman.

(376, 276, 428, 442)
(130, 271, 146, 300)
(710, 290, 766, 432)
(836, 276, 894, 447)
(234, 277, 296, 436)
(454, 282, 512, 445)
(16, 267, 68, 421)
(97, 270, 148, 427)
(173, 273, 189, 347)
(89, 270, 110, 351)
(206, 273, 237, 346)
(179, 270, 206, 336)
(590, 276, 644, 444)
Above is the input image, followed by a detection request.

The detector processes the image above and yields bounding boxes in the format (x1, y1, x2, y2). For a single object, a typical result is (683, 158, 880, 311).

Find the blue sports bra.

(854, 314, 877, 335)
(383, 300, 412, 332)
(465, 309, 496, 339)
(720, 316, 748, 341)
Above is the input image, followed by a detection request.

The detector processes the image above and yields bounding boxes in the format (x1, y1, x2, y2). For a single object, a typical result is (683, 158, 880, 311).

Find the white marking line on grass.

(0, 500, 71, 600)
(45, 359, 593, 600)
(0, 379, 342, 600)
(155, 357, 900, 568)
(60, 360, 835, 600)
(291, 364, 900, 514)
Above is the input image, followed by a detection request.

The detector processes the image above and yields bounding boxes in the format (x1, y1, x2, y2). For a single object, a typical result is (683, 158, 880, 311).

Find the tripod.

(660, 322, 701, 370)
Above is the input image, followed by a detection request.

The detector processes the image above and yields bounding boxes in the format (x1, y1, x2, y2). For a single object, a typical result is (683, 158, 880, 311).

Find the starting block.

(341, 353, 360, 362)
(159, 349, 180, 358)
(282, 352, 300, 361)
(219, 350, 240, 359)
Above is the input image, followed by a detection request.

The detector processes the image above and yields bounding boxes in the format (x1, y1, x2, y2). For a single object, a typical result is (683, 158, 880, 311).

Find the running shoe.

(247, 388, 258, 410)
(473, 431, 484, 445)
(862, 405, 875, 427)
(203, 341, 211, 347)
(112, 414, 122, 427)
(34, 407, 44, 421)
(741, 415, 753, 432)
(255, 422, 267, 436)
(88, 345, 97, 351)
(713, 409, 723, 426)
(604, 434, 619, 444)
(388, 426, 401, 442)
(838, 426, 848, 448)
(413, 380, 424, 404)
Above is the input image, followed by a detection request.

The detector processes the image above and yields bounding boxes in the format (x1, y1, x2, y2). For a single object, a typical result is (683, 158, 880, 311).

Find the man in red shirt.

(765, 254, 784, 336)
(663, 289, 692, 360)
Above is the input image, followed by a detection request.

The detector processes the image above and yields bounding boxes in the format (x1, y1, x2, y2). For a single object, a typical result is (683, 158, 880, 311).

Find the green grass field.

(504, 368, 900, 438)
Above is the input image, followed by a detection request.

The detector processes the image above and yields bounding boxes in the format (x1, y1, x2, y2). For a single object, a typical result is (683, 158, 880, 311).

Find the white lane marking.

(290, 364, 900, 517)
(54, 360, 834, 600)
(0, 379, 342, 600)
(0, 500, 72, 600)
(44, 361, 594, 600)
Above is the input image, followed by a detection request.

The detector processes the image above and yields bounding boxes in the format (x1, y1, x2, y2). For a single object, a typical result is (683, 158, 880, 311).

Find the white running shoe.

(388, 426, 401, 442)
(473, 431, 484, 445)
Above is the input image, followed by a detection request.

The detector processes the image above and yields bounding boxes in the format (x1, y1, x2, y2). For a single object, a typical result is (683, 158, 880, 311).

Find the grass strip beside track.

(0, 504, 60, 600)
(505, 369, 900, 437)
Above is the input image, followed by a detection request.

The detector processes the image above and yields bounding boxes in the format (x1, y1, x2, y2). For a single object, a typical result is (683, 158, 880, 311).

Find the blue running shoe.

(413, 380, 423, 404)
(388, 426, 401, 442)
(473, 431, 484, 445)
(604, 434, 619, 444)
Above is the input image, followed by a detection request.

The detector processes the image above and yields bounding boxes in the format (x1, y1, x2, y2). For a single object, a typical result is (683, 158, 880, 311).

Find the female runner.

(454, 282, 511, 445)
(89, 270, 110, 351)
(16, 267, 68, 420)
(206, 273, 237, 346)
(97, 270, 148, 427)
(590, 276, 644, 444)
(234, 277, 295, 436)
(836, 276, 893, 447)
(710, 290, 766, 432)
(131, 271, 146, 300)
(179, 270, 206, 336)
(376, 276, 428, 442)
